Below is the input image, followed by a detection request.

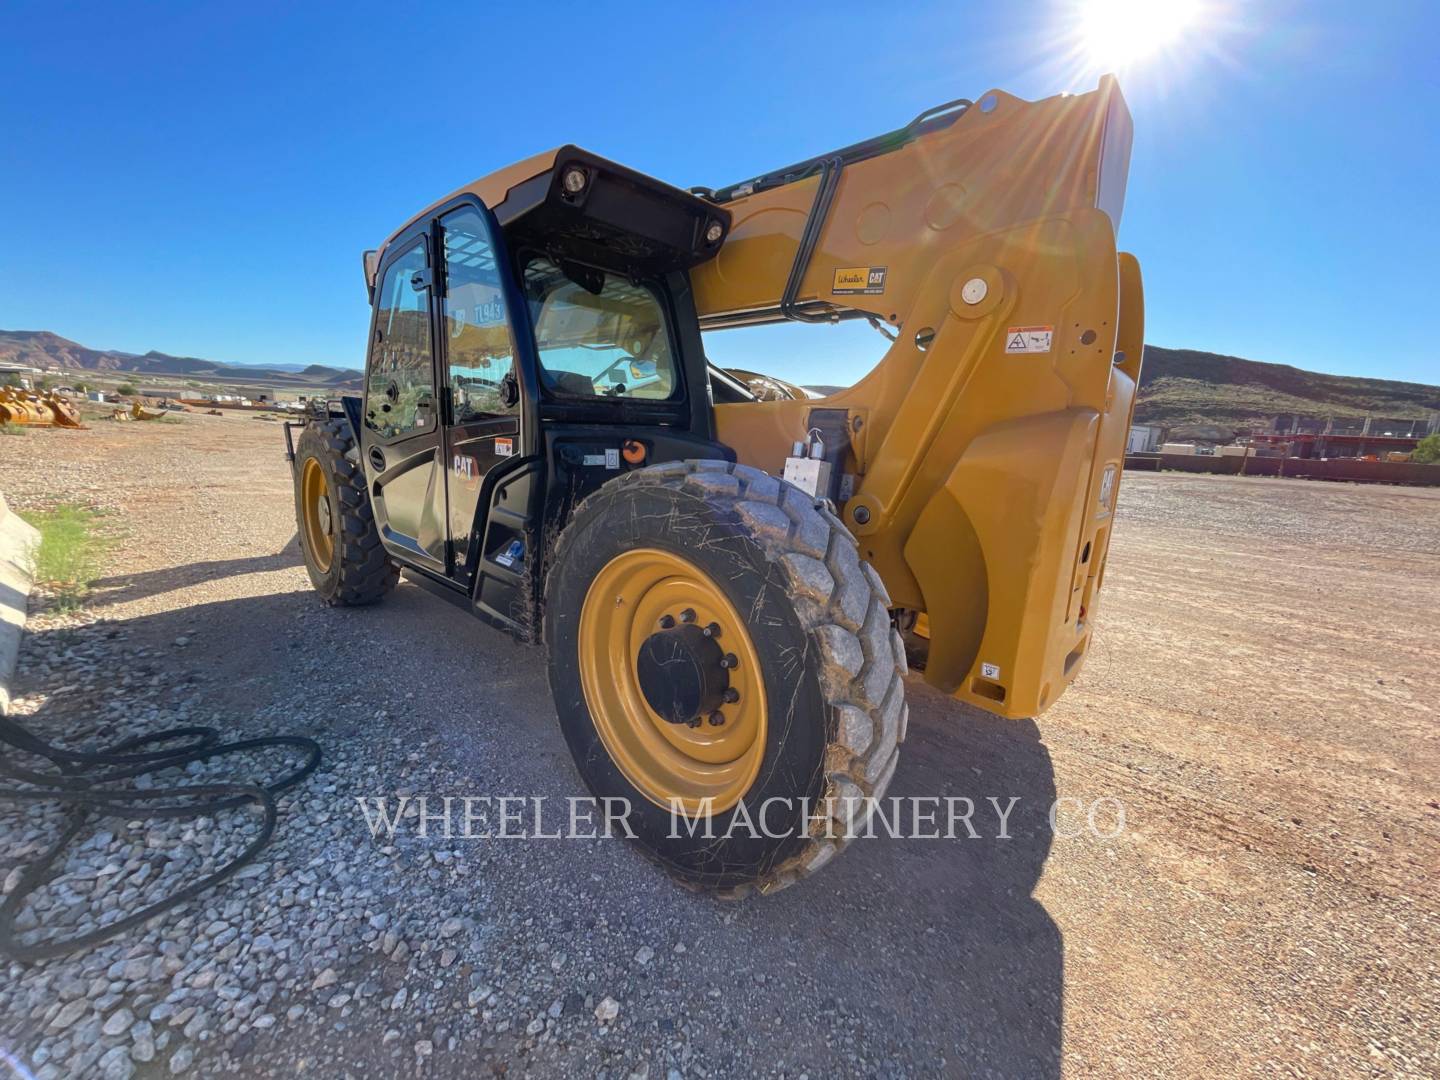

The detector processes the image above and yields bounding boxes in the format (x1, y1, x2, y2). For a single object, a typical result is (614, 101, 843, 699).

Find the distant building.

(0, 364, 41, 389)
(1127, 423, 1163, 453)
(1260, 413, 1436, 458)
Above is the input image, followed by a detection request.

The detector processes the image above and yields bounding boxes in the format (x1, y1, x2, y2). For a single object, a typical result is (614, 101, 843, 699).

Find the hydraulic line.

(0, 714, 320, 962)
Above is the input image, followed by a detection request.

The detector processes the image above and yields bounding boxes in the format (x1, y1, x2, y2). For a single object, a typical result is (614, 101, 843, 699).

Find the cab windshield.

(523, 257, 678, 400)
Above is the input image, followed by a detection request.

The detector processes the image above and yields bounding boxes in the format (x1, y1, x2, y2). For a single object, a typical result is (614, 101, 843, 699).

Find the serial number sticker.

(1004, 326, 1053, 354)
(832, 265, 887, 295)
(582, 453, 606, 466)
(980, 662, 1001, 680)
(494, 436, 513, 457)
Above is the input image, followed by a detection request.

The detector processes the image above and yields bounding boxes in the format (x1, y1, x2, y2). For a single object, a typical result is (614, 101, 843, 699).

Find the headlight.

(562, 167, 588, 195)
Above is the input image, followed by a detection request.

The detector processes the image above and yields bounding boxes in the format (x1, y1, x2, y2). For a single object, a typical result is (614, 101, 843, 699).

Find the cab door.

(435, 202, 528, 590)
(360, 234, 448, 573)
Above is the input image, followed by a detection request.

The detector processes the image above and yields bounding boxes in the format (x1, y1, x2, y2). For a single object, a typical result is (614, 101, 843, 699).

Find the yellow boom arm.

(693, 77, 1145, 718)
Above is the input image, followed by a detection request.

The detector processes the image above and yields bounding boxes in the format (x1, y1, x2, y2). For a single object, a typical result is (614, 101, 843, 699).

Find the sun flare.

(1078, 0, 1205, 69)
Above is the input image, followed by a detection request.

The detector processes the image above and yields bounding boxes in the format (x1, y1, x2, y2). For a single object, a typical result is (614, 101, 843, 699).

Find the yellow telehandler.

(287, 75, 1143, 894)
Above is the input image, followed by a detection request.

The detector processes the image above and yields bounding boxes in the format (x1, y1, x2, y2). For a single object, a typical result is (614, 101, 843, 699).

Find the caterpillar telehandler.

(287, 75, 1144, 895)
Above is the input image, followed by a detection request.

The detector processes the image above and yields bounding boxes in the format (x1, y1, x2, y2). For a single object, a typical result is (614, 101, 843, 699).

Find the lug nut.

(707, 711, 726, 727)
(680, 608, 696, 623)
(658, 614, 676, 629)
(703, 622, 721, 638)
(722, 688, 740, 704)
(686, 716, 702, 729)
(720, 653, 738, 669)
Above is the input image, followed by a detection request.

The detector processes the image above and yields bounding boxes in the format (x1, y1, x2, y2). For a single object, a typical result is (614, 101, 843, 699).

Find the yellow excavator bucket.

(130, 401, 167, 421)
(0, 385, 86, 429)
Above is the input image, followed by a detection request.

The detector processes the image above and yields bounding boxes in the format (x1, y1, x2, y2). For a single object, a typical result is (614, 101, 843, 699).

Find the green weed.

(17, 504, 107, 611)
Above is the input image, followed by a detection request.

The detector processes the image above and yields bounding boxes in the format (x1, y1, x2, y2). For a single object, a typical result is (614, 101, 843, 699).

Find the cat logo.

(831, 266, 887, 295)
(452, 453, 478, 487)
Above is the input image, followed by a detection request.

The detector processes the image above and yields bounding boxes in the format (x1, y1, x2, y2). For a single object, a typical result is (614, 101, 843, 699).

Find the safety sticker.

(604, 448, 620, 470)
(832, 266, 887, 295)
(980, 662, 1001, 680)
(494, 437, 513, 457)
(1004, 326, 1053, 354)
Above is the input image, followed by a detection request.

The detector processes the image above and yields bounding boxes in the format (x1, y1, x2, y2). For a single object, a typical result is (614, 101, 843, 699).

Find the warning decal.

(832, 266, 887, 295)
(1004, 325, 1053, 354)
(494, 437, 513, 457)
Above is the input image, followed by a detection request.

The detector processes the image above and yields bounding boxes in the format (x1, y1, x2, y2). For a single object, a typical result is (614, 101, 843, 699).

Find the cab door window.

(365, 240, 435, 440)
(440, 206, 517, 421)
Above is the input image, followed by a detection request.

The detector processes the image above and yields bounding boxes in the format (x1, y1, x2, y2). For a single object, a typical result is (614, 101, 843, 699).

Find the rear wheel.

(545, 460, 907, 895)
(293, 419, 399, 606)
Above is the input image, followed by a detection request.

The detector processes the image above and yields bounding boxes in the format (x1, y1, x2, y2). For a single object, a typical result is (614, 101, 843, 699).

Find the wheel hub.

(316, 494, 332, 536)
(636, 623, 728, 725)
(577, 548, 767, 814)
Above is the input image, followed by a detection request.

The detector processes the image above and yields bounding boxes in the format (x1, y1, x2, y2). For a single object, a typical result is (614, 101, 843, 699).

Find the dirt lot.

(1, 413, 1437, 1078)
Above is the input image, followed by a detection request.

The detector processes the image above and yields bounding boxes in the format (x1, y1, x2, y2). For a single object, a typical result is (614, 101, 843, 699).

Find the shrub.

(18, 504, 107, 611)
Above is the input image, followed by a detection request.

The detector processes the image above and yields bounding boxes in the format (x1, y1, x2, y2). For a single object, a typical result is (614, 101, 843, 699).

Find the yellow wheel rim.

(300, 458, 335, 573)
(578, 548, 767, 816)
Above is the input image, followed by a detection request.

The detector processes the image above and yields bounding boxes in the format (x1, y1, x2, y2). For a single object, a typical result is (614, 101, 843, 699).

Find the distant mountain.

(1136, 346, 1440, 432)
(6, 328, 1436, 434)
(0, 330, 363, 390)
(813, 345, 1436, 438)
(229, 360, 362, 374)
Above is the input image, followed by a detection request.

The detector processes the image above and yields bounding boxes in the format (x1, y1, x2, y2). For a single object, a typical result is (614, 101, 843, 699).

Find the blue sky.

(2, 0, 1436, 387)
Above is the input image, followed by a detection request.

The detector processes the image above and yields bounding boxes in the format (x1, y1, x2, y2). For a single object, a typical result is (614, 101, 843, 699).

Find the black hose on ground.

(0, 714, 320, 962)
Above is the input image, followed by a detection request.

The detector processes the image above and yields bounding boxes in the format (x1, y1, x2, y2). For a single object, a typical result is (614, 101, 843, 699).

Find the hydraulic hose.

(0, 714, 320, 962)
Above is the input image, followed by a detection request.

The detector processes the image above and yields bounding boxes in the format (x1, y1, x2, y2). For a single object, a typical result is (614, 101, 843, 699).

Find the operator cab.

(355, 149, 734, 633)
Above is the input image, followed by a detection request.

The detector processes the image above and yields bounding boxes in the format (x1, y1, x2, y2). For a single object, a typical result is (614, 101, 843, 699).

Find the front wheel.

(544, 460, 907, 896)
(292, 419, 399, 606)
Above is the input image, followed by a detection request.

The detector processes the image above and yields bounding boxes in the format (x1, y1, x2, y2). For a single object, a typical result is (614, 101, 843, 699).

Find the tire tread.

(294, 419, 399, 606)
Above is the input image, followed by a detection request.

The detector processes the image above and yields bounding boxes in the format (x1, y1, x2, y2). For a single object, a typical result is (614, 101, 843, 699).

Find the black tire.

(544, 459, 908, 896)
(293, 418, 399, 606)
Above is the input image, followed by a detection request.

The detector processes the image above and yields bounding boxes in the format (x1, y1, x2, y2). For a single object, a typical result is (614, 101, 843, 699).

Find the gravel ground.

(0, 414, 1437, 1078)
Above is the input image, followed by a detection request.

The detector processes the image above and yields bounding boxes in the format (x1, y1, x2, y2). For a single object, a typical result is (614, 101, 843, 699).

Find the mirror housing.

(362, 249, 379, 304)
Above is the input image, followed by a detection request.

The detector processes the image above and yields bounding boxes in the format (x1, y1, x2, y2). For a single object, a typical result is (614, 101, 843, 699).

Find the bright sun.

(1078, 0, 1204, 69)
